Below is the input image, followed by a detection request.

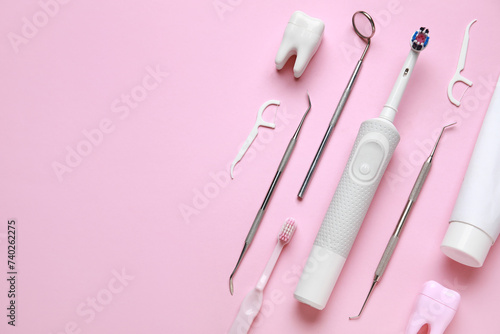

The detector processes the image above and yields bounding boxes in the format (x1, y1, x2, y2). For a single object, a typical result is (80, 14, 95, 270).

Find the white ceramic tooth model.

(275, 11, 325, 78)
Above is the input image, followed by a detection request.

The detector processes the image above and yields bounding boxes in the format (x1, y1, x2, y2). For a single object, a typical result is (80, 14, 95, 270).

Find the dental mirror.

(352, 11, 376, 60)
(297, 11, 377, 198)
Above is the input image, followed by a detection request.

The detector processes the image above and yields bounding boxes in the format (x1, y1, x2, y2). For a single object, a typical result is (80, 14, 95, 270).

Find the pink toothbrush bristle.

(279, 218, 296, 244)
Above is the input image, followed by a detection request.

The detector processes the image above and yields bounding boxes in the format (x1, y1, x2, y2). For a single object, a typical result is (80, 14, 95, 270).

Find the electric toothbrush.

(294, 27, 430, 310)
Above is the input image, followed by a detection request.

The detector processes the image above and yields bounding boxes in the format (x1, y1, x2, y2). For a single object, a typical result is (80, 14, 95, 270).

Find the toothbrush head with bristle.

(411, 27, 429, 52)
(279, 218, 296, 245)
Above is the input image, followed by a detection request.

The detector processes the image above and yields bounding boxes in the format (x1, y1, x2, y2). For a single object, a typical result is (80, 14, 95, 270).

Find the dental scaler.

(294, 28, 430, 310)
(350, 123, 455, 320)
(229, 93, 311, 295)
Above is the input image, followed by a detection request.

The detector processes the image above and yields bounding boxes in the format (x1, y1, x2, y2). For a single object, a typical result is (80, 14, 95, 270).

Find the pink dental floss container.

(406, 281, 460, 334)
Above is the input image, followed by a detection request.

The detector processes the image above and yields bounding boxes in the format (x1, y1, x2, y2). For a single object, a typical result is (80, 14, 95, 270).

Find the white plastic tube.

(441, 75, 500, 267)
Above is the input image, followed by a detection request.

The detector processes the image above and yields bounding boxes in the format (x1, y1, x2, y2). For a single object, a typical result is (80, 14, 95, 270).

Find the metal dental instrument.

(229, 93, 312, 295)
(448, 19, 477, 107)
(349, 122, 457, 320)
(298, 11, 375, 198)
(230, 100, 281, 179)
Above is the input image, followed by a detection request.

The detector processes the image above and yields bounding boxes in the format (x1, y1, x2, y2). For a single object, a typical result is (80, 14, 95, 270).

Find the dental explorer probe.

(350, 122, 456, 320)
(229, 93, 311, 295)
(298, 11, 375, 198)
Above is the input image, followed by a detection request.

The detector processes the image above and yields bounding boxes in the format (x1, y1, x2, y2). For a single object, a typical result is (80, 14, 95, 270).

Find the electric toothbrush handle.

(295, 117, 400, 310)
(315, 117, 400, 260)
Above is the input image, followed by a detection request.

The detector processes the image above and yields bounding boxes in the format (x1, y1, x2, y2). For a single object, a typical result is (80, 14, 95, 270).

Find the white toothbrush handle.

(227, 244, 283, 334)
(295, 117, 400, 309)
(228, 308, 252, 334)
(256, 243, 284, 291)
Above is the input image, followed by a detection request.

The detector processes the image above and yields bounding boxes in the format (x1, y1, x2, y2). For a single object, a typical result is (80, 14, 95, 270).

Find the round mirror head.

(352, 11, 376, 40)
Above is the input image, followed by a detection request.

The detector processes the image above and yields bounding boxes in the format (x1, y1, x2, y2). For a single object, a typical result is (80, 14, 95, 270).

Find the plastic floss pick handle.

(447, 19, 476, 107)
(230, 100, 280, 178)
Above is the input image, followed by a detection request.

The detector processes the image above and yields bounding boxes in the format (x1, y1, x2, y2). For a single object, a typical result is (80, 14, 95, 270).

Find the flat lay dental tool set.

(226, 9, 499, 334)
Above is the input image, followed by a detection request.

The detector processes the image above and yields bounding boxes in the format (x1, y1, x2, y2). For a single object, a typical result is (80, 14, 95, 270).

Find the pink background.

(1, 0, 500, 333)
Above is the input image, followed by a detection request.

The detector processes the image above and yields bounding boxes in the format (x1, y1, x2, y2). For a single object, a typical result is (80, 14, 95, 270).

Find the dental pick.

(229, 93, 311, 295)
(350, 122, 456, 320)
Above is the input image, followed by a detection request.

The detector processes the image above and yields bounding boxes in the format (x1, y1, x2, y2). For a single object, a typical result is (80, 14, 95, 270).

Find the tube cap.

(441, 221, 493, 267)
